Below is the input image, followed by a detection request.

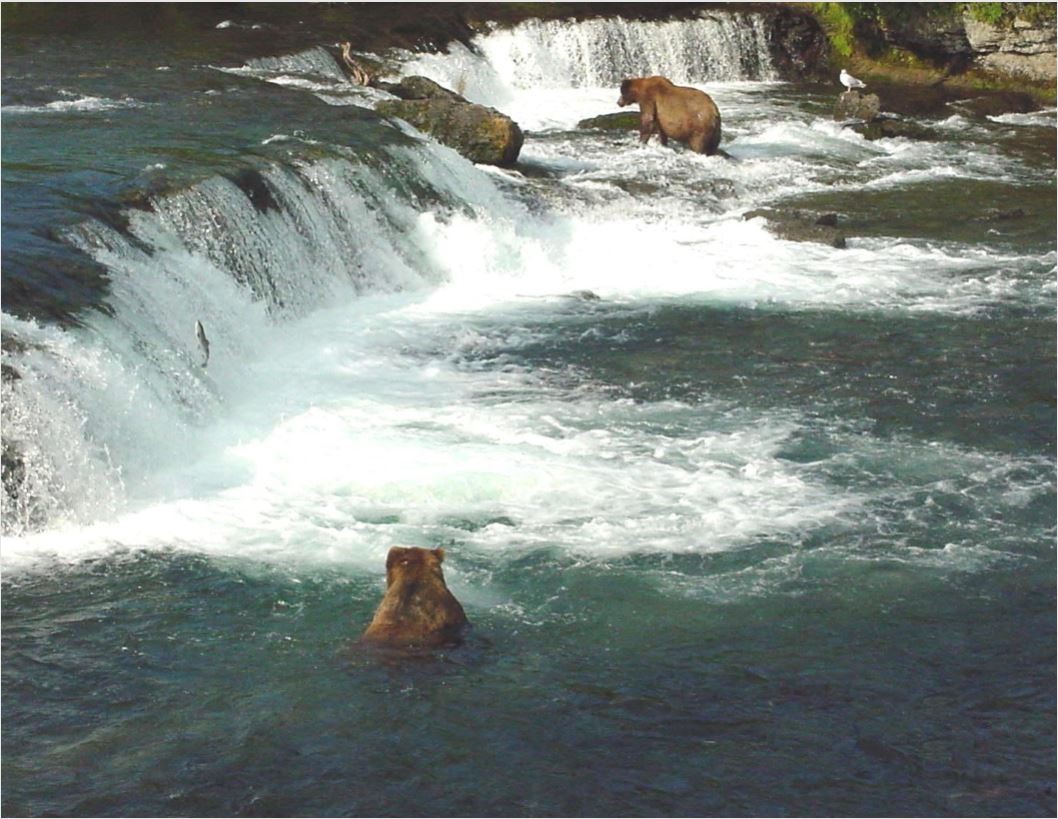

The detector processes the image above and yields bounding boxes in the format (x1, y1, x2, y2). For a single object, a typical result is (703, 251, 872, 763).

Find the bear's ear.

(433, 548, 445, 562)
(386, 547, 408, 570)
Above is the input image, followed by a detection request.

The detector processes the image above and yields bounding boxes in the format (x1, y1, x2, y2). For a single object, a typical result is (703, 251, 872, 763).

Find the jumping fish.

(195, 320, 210, 368)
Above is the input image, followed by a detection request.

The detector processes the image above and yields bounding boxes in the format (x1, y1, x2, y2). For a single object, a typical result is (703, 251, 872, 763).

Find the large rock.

(834, 91, 882, 122)
(376, 76, 523, 166)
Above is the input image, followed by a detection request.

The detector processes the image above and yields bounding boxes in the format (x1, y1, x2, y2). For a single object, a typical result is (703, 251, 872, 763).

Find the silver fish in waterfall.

(195, 320, 210, 368)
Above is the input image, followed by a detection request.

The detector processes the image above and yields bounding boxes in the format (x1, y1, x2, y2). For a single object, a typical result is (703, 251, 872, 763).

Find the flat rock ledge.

(376, 76, 524, 167)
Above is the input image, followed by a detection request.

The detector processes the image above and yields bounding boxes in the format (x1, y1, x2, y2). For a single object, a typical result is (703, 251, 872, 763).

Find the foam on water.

(3, 107, 1050, 552)
(396, 12, 776, 111)
(5, 256, 1048, 579)
(415, 205, 1037, 315)
(0, 283, 860, 574)
(1, 94, 148, 115)
(212, 46, 382, 107)
(988, 107, 1058, 127)
(3, 14, 1053, 580)
(230, 47, 347, 82)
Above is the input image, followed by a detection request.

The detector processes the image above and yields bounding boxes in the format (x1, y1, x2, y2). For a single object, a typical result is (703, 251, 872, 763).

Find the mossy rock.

(376, 98, 524, 166)
(576, 112, 640, 131)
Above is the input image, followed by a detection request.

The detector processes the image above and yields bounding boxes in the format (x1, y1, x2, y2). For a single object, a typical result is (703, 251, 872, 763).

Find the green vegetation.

(807, 3, 959, 59)
(967, 3, 1008, 25)
(802, 2, 1055, 103)
(809, 2, 1056, 61)
(807, 3, 860, 57)
(965, 3, 1056, 26)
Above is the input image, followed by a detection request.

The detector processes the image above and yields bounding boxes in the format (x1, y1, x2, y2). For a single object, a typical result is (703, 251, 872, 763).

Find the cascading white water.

(0, 140, 531, 536)
(4, 10, 1051, 572)
(398, 12, 777, 108)
(226, 46, 349, 83)
(3, 17, 1053, 815)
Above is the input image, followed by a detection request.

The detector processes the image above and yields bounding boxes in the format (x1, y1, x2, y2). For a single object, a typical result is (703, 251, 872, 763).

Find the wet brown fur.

(617, 76, 722, 156)
(360, 547, 468, 647)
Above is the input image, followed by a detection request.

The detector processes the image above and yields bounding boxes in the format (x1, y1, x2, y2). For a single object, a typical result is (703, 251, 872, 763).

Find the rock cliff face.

(878, 8, 1056, 85)
(963, 15, 1057, 83)
(768, 7, 830, 78)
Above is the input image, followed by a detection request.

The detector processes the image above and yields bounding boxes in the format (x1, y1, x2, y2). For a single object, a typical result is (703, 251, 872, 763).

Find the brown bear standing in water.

(617, 76, 722, 156)
(359, 547, 468, 648)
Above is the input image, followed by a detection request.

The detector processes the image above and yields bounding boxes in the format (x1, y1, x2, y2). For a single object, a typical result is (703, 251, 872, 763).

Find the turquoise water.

(2, 8, 1055, 817)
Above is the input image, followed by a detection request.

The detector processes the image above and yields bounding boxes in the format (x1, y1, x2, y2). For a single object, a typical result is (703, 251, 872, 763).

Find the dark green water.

(2, 7, 1055, 818)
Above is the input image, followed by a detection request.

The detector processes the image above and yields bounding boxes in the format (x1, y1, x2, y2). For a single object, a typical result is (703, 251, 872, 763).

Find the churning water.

(2, 9, 1055, 817)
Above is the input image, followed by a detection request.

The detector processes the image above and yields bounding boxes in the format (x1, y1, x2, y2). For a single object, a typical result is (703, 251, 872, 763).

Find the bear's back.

(360, 547, 468, 647)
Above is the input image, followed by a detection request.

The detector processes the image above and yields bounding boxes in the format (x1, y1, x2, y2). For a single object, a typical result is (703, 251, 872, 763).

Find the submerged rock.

(745, 208, 848, 248)
(852, 117, 937, 141)
(948, 91, 1037, 118)
(376, 76, 523, 167)
(974, 207, 1029, 222)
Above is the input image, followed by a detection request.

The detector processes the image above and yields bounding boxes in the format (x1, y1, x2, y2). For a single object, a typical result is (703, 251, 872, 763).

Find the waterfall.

(222, 46, 349, 83)
(0, 139, 526, 535)
(3, 10, 779, 537)
(398, 11, 777, 107)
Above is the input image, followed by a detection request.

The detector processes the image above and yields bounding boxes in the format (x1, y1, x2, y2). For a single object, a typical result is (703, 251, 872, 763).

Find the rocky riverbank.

(804, 2, 1056, 105)
(6, 2, 1051, 108)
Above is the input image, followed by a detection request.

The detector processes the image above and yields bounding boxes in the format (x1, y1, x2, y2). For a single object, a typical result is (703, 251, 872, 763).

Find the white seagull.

(840, 68, 866, 92)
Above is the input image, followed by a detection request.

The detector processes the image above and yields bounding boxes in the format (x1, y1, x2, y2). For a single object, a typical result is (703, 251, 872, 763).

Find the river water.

(2, 9, 1055, 817)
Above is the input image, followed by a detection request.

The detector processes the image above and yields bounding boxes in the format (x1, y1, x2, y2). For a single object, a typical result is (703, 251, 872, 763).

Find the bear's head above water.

(359, 547, 469, 648)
